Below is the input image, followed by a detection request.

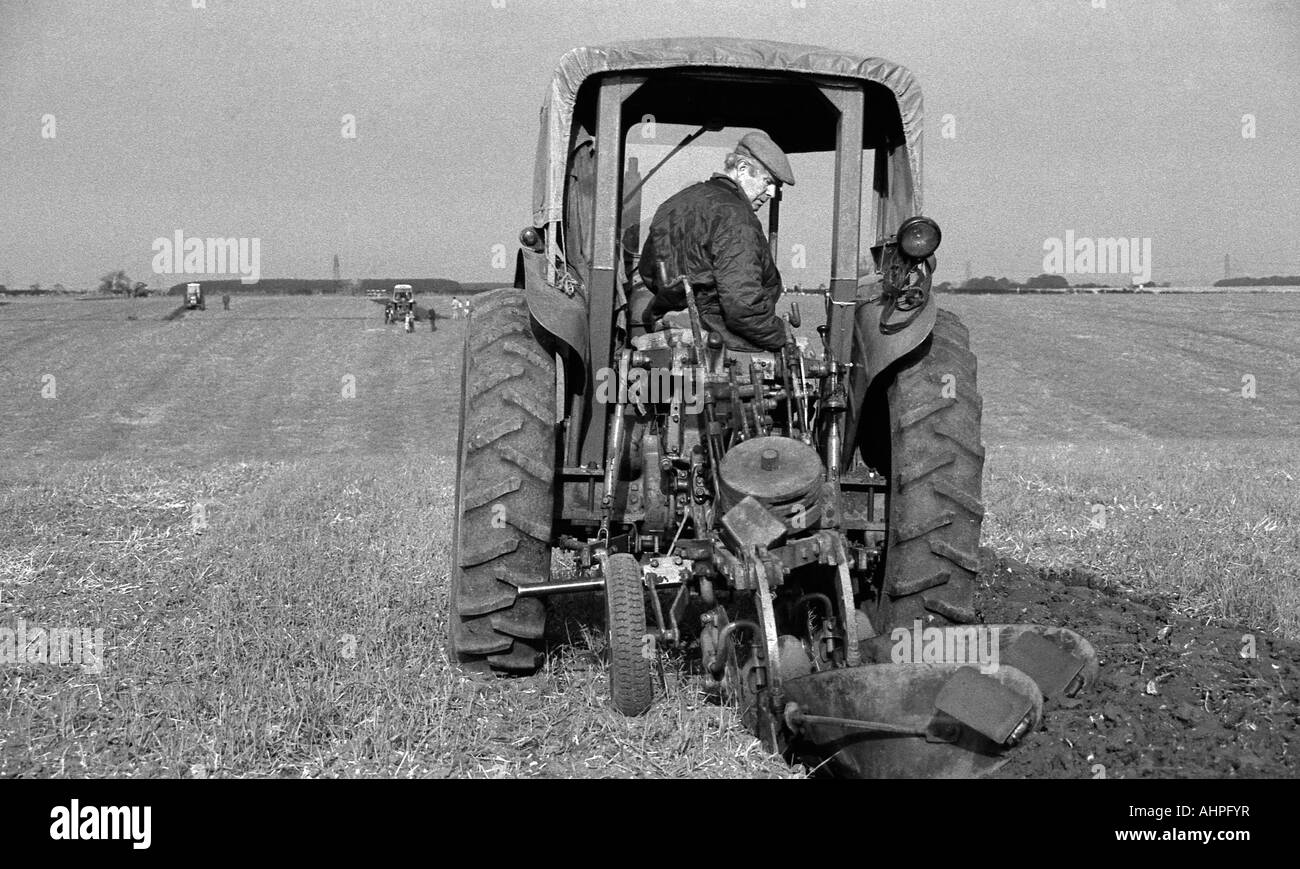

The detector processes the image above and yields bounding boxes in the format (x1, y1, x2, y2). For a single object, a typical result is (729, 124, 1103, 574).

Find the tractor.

(449, 38, 1097, 777)
(384, 284, 417, 332)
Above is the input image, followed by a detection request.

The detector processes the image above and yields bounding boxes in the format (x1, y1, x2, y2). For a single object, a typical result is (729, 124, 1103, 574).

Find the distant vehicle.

(383, 284, 417, 332)
(185, 283, 205, 310)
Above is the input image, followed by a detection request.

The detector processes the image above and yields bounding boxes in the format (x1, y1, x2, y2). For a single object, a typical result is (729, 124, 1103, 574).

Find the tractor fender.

(519, 247, 589, 392)
(839, 288, 937, 462)
(849, 290, 937, 394)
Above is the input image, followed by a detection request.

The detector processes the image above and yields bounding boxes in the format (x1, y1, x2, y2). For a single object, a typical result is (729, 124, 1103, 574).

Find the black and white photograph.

(1, 0, 1296, 836)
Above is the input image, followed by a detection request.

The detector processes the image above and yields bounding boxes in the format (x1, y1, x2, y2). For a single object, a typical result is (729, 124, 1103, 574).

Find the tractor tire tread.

(449, 287, 557, 674)
(605, 554, 654, 716)
(877, 307, 985, 627)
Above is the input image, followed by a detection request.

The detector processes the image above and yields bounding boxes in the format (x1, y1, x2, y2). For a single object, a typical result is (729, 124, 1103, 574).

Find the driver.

(637, 131, 795, 352)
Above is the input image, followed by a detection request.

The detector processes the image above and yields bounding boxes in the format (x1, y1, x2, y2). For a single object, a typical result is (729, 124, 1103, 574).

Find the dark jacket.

(638, 174, 786, 351)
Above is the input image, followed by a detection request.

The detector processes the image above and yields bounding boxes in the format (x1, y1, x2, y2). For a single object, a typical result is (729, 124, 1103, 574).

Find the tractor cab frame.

(516, 39, 937, 521)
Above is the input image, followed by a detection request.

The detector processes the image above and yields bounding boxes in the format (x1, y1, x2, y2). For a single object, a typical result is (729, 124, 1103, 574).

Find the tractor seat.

(627, 279, 769, 354)
(629, 316, 713, 353)
(626, 273, 702, 336)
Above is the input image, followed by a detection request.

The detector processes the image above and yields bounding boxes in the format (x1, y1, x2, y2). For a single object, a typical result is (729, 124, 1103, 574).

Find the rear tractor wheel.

(448, 287, 559, 673)
(865, 308, 986, 634)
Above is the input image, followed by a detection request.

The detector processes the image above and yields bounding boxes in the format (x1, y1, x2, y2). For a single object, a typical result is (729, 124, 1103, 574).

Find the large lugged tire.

(874, 307, 985, 631)
(448, 287, 558, 673)
(604, 553, 653, 716)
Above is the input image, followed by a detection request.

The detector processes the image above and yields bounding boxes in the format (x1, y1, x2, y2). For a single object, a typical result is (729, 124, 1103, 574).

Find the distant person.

(222, 294, 231, 310)
(451, 295, 461, 319)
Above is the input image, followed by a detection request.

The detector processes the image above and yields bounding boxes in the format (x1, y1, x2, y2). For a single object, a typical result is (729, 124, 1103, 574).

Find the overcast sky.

(1, 0, 1296, 289)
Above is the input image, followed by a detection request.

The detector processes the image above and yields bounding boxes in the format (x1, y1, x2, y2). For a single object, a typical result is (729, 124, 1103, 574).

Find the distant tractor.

(383, 284, 417, 332)
(185, 282, 205, 311)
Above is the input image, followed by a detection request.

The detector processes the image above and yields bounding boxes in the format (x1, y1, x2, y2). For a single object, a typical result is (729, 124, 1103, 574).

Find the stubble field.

(0, 292, 1296, 777)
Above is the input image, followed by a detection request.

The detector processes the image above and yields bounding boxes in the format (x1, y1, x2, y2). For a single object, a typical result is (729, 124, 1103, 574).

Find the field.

(1, 293, 1296, 777)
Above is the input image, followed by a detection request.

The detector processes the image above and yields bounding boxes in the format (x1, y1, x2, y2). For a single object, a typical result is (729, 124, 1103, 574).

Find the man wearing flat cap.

(638, 130, 795, 352)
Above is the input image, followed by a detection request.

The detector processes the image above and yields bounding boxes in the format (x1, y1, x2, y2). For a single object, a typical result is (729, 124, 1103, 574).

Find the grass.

(938, 294, 1300, 640)
(0, 294, 790, 776)
(1, 292, 1297, 776)
(982, 440, 1300, 638)
(0, 457, 792, 778)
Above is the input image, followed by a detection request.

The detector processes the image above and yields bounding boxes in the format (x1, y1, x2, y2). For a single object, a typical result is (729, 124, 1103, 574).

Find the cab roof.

(532, 38, 925, 226)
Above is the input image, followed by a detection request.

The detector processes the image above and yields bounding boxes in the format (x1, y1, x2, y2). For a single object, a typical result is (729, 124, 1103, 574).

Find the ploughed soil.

(976, 550, 1299, 778)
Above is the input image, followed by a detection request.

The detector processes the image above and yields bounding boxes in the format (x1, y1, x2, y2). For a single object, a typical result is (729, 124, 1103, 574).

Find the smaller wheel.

(604, 553, 653, 716)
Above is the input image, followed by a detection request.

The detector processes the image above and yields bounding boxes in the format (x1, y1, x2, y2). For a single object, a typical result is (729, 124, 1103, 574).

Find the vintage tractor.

(449, 39, 1097, 777)
(384, 284, 417, 332)
(185, 282, 205, 311)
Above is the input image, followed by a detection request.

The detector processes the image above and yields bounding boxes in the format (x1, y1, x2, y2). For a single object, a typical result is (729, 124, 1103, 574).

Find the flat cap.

(736, 131, 795, 186)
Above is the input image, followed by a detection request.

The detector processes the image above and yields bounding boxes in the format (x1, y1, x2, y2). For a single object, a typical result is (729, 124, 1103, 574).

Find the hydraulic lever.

(655, 261, 724, 496)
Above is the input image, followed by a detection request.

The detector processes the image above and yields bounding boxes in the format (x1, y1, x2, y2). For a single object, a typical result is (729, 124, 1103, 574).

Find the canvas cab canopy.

(532, 37, 926, 232)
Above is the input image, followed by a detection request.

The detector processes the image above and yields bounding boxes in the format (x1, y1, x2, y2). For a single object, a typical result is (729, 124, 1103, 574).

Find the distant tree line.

(935, 274, 1171, 294)
(0, 282, 71, 296)
(1213, 275, 1300, 287)
(164, 278, 485, 296)
(1, 273, 145, 296)
(3, 275, 515, 298)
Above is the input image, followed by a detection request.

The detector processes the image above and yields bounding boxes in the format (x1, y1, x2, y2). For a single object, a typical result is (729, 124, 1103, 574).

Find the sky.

(1, 0, 1297, 290)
